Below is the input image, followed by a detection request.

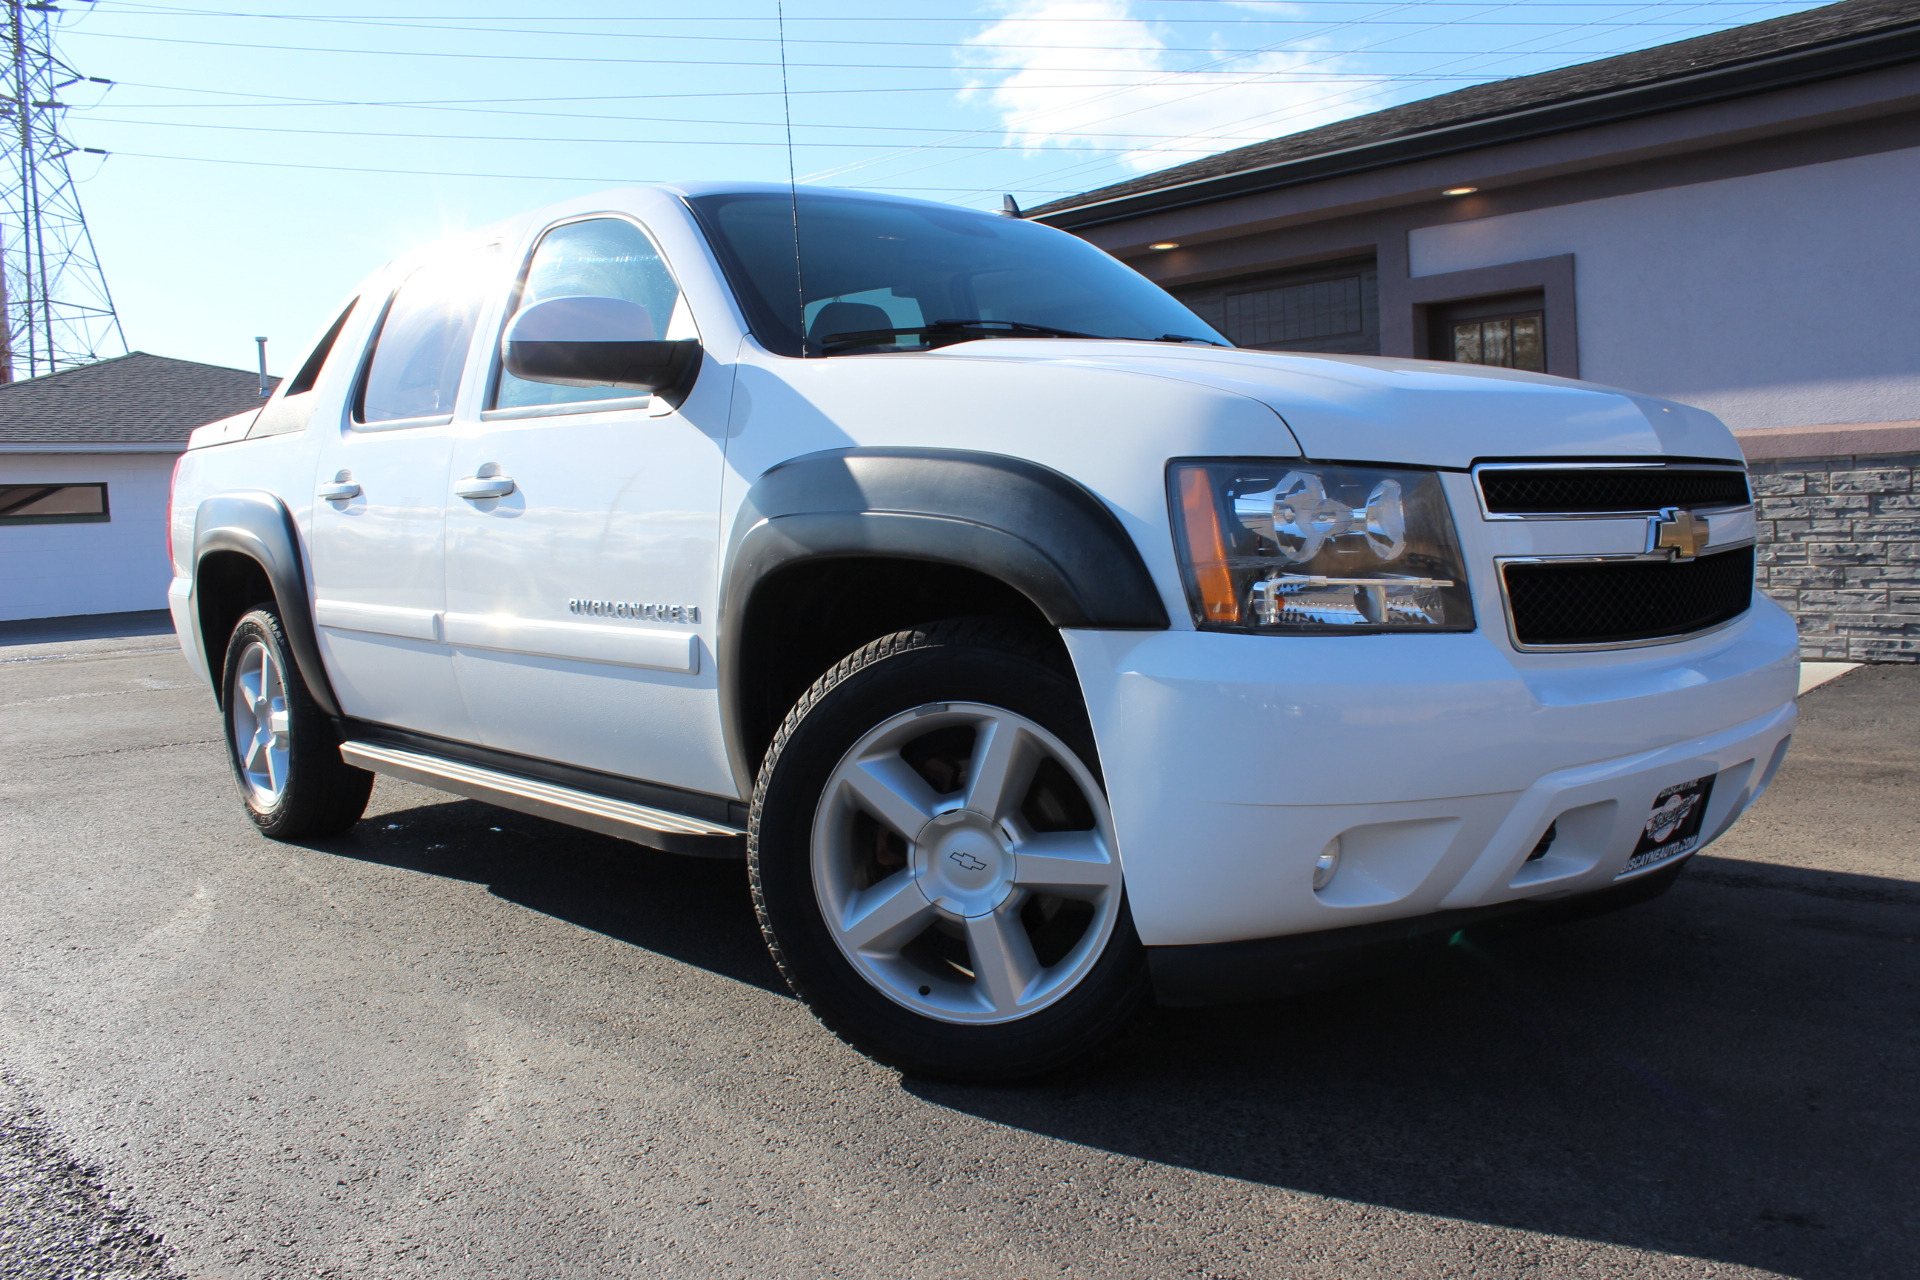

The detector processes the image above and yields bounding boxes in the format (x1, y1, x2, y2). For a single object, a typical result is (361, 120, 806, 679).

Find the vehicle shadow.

(307, 793, 1918, 1278)
(308, 795, 787, 996)
(910, 857, 1920, 1279)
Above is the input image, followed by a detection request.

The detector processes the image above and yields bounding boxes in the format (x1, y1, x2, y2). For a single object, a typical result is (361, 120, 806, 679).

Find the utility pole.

(0, 0, 124, 382)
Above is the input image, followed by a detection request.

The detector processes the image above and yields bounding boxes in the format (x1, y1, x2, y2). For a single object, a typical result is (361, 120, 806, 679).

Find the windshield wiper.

(816, 318, 1111, 353)
(1157, 333, 1229, 347)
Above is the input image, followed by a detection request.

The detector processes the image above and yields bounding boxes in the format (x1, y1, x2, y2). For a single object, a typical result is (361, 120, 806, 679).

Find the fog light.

(1312, 838, 1340, 889)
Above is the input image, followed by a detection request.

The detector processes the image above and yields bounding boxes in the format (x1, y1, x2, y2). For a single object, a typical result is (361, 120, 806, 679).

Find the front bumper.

(1148, 855, 1693, 1007)
(1061, 596, 1799, 953)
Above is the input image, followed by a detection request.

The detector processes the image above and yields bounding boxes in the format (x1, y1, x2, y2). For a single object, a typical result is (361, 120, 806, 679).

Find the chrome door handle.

(454, 474, 515, 500)
(317, 480, 361, 501)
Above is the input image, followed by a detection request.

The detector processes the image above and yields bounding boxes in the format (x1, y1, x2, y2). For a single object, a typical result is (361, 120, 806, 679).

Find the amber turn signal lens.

(1176, 466, 1241, 624)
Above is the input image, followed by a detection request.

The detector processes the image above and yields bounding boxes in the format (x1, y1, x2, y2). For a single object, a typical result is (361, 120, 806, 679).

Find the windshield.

(687, 190, 1228, 358)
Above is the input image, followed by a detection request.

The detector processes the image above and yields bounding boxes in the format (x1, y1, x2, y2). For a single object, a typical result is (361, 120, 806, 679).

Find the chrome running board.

(338, 741, 745, 858)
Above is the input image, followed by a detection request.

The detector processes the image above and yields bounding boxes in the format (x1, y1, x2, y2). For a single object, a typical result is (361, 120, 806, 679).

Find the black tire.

(219, 605, 373, 840)
(749, 619, 1149, 1081)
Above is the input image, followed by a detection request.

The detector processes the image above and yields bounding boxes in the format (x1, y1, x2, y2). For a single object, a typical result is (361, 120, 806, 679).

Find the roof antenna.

(1001, 194, 1022, 219)
(776, 1, 807, 356)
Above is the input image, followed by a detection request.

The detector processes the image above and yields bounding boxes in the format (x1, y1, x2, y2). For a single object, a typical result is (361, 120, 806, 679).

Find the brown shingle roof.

(1029, 0, 1920, 222)
(0, 352, 275, 448)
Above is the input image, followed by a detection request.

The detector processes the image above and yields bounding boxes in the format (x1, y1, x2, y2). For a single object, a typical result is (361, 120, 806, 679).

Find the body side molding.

(718, 446, 1170, 789)
(192, 489, 342, 718)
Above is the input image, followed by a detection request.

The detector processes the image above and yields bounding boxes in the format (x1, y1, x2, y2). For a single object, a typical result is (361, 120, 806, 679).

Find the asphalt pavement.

(1, 623, 1914, 1279)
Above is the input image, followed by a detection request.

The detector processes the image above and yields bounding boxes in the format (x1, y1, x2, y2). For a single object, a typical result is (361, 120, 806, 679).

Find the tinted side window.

(493, 218, 683, 410)
(358, 247, 495, 425)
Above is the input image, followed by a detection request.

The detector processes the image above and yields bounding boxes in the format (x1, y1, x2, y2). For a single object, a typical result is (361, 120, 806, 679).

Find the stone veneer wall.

(1748, 450, 1920, 662)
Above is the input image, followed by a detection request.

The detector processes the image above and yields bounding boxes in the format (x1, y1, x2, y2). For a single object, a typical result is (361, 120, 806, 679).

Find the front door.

(442, 215, 734, 798)
(308, 244, 495, 741)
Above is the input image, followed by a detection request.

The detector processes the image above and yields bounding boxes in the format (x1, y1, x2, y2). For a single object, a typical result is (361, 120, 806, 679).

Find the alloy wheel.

(810, 702, 1123, 1025)
(229, 639, 291, 807)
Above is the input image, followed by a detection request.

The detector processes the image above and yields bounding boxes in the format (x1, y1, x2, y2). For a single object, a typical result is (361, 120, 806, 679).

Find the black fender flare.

(718, 446, 1169, 787)
(191, 490, 341, 719)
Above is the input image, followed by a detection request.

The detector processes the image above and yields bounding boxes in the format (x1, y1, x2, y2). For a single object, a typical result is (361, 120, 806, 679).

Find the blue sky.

(50, 0, 1827, 372)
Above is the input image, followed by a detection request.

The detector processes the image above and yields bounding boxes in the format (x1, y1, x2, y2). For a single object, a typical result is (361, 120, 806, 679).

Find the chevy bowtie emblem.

(948, 851, 988, 872)
(1647, 506, 1710, 561)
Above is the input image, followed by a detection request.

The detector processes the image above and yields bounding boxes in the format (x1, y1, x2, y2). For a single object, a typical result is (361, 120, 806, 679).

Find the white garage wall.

(1408, 145, 1920, 431)
(1, 452, 178, 622)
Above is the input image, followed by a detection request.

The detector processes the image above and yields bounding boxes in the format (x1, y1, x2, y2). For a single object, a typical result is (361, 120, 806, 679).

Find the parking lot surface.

(1, 624, 1915, 1279)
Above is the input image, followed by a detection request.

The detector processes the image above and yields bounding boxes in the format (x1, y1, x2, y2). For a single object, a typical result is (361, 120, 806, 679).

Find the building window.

(1172, 256, 1379, 355)
(1428, 289, 1549, 372)
(1449, 312, 1544, 371)
(1225, 275, 1364, 347)
(0, 483, 109, 524)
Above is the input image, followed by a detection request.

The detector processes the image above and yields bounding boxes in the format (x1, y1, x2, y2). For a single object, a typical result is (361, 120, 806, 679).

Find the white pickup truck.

(168, 181, 1798, 1079)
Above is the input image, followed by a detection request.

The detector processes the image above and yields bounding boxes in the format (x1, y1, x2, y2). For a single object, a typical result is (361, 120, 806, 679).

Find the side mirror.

(501, 295, 700, 398)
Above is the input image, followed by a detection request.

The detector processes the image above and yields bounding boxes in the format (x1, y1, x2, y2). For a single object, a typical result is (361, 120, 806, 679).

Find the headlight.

(1169, 460, 1475, 632)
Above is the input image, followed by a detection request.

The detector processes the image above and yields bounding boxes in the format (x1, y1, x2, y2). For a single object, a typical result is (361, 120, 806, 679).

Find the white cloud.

(959, 0, 1389, 174)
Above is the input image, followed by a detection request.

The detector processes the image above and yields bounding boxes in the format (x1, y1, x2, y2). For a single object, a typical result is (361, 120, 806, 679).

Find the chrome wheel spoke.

(1011, 832, 1119, 894)
(229, 639, 292, 807)
(812, 700, 1122, 1026)
(838, 871, 937, 953)
(236, 668, 264, 718)
(962, 716, 1029, 823)
(964, 908, 1039, 1015)
(842, 756, 940, 840)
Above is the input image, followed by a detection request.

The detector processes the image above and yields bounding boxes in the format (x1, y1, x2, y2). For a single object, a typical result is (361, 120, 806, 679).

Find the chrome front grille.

(1472, 461, 1758, 652)
(1477, 462, 1751, 518)
(1501, 546, 1756, 648)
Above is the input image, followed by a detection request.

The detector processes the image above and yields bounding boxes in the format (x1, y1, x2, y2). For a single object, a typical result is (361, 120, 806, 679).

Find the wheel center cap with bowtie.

(913, 809, 1015, 918)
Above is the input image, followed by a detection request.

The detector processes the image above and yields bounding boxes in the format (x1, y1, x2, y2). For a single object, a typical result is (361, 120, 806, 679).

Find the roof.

(1030, 0, 1920, 226)
(0, 352, 276, 450)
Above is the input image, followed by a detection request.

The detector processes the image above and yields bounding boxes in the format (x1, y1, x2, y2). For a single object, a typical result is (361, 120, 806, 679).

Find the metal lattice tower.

(0, 0, 123, 382)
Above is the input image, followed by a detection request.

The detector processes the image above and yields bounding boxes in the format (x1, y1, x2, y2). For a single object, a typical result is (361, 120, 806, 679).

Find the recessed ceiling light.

(1442, 186, 1479, 197)
(1148, 241, 1180, 250)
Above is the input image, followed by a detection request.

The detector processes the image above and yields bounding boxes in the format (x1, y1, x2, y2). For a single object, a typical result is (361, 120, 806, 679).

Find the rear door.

(442, 214, 735, 797)
(308, 244, 496, 740)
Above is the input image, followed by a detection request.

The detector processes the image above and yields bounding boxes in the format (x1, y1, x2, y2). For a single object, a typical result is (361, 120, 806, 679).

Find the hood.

(931, 341, 1741, 469)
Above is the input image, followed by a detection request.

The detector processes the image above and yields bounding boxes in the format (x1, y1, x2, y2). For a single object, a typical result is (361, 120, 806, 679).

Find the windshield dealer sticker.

(1620, 775, 1717, 876)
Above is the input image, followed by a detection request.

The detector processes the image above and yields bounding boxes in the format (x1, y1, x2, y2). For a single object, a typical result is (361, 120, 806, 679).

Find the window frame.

(480, 212, 688, 423)
(0, 482, 110, 525)
(1404, 254, 1578, 378)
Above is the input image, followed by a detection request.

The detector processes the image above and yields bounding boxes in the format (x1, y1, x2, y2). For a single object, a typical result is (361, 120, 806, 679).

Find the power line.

(96, 148, 1080, 192)
(81, 89, 1291, 142)
(69, 1, 1805, 54)
(70, 0, 1824, 217)
(63, 29, 1536, 77)
(73, 116, 1251, 154)
(90, 1, 1821, 19)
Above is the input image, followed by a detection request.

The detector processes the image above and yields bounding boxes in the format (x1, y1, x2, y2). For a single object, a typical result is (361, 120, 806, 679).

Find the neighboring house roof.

(1029, 0, 1920, 226)
(0, 352, 276, 451)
